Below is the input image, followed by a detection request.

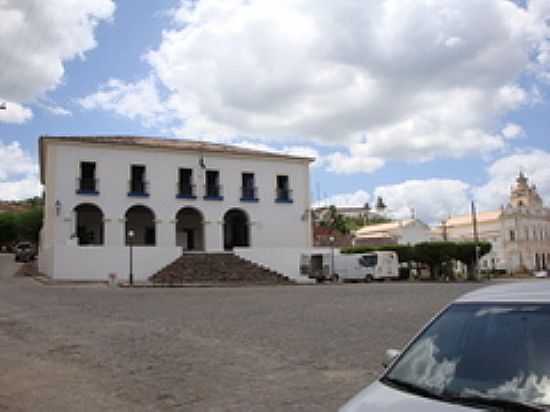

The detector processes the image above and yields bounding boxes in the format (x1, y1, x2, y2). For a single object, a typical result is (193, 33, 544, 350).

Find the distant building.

(313, 205, 383, 222)
(433, 172, 550, 273)
(353, 219, 432, 246)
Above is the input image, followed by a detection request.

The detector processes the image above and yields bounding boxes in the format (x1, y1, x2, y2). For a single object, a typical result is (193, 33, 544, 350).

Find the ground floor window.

(223, 208, 250, 250)
(125, 205, 156, 246)
(176, 207, 204, 251)
(74, 203, 104, 245)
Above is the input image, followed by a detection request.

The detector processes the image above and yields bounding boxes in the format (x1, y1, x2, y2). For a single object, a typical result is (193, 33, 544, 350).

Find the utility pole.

(471, 201, 480, 280)
(471, 201, 479, 243)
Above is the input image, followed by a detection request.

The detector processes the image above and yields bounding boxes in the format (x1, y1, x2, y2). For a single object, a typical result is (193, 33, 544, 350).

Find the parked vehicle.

(14, 242, 36, 262)
(300, 251, 399, 282)
(300, 252, 333, 282)
(340, 281, 550, 411)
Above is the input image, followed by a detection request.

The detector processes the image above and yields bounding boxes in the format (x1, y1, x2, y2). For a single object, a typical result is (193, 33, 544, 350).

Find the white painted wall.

(40, 141, 312, 280)
(51, 245, 180, 281)
(235, 247, 337, 283)
(396, 222, 432, 245)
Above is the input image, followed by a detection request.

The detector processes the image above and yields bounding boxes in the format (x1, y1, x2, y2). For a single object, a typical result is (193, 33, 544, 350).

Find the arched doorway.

(74, 203, 104, 245)
(223, 208, 250, 250)
(125, 205, 156, 246)
(175, 207, 204, 251)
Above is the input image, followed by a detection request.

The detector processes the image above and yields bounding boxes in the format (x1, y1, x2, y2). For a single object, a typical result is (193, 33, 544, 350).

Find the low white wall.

(50, 246, 180, 281)
(234, 247, 337, 283)
(38, 246, 54, 275)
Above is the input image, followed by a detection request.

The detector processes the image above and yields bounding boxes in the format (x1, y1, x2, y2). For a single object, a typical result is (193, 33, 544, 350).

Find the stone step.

(149, 253, 291, 284)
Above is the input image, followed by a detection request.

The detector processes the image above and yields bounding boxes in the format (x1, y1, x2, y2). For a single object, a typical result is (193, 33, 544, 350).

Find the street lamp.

(128, 229, 135, 286)
(329, 235, 335, 280)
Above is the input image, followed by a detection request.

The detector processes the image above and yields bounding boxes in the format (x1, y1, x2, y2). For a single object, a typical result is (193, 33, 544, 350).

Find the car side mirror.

(382, 348, 401, 369)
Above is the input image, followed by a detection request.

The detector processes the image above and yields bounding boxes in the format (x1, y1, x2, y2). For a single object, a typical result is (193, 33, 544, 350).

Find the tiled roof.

(355, 219, 417, 237)
(40, 135, 314, 160)
(39, 135, 314, 183)
(444, 210, 501, 227)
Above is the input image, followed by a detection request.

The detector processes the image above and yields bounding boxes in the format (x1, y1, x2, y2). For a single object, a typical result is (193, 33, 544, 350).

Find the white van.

(334, 251, 399, 282)
(301, 251, 399, 282)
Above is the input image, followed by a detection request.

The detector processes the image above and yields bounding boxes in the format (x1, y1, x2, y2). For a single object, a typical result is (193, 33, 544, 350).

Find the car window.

(385, 303, 550, 407)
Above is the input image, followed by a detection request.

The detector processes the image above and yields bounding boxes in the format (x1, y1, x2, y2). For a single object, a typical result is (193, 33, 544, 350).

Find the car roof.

(456, 281, 550, 303)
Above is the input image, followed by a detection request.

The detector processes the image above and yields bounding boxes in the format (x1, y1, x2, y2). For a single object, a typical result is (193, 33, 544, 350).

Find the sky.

(1, 0, 550, 224)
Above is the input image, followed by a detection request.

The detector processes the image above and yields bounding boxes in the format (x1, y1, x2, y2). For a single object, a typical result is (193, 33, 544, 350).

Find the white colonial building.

(433, 173, 550, 273)
(38, 136, 313, 280)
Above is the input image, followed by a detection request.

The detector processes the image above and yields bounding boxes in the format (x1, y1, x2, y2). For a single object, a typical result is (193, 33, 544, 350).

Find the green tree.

(414, 241, 457, 280)
(0, 212, 17, 244)
(454, 241, 492, 280)
(320, 205, 349, 234)
(14, 207, 43, 243)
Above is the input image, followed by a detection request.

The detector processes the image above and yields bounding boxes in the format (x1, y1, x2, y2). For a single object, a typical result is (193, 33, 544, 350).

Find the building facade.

(353, 219, 432, 246)
(434, 173, 550, 273)
(38, 136, 313, 280)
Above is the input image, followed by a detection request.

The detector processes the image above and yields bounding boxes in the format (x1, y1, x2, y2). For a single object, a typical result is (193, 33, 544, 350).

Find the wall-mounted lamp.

(55, 200, 62, 216)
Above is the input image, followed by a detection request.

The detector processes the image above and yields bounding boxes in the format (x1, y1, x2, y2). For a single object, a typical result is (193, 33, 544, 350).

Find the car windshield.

(18, 244, 31, 250)
(359, 254, 377, 267)
(385, 303, 550, 407)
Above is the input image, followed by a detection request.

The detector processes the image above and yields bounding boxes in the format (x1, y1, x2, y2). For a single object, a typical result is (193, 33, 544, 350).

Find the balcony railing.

(275, 188, 293, 203)
(176, 182, 196, 199)
(128, 180, 149, 197)
(241, 186, 258, 202)
(203, 184, 223, 200)
(76, 177, 99, 195)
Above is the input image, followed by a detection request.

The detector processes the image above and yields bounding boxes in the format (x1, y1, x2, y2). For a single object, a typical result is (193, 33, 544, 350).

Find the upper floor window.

(275, 175, 293, 203)
(204, 170, 223, 200)
(128, 165, 149, 197)
(177, 168, 195, 199)
(241, 172, 258, 201)
(77, 161, 98, 194)
(509, 230, 516, 242)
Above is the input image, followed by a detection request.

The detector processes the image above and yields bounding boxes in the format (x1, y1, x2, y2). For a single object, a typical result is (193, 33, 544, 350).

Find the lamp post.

(128, 229, 135, 286)
(329, 235, 335, 280)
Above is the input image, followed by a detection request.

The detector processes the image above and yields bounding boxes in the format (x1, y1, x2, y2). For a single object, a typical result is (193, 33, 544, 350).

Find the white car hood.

(340, 381, 477, 412)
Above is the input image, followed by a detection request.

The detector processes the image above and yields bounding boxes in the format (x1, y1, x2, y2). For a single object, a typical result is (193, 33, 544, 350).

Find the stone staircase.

(149, 253, 292, 284)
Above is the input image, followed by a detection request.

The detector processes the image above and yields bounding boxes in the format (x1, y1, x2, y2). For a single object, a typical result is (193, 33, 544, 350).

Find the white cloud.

(324, 151, 385, 174)
(0, 100, 33, 124)
(231, 140, 321, 166)
(0, 0, 115, 104)
(0, 140, 40, 200)
(78, 77, 173, 128)
(501, 122, 525, 139)
(316, 149, 550, 224)
(109, 0, 547, 171)
(473, 149, 550, 210)
(0, 141, 37, 180)
(374, 179, 471, 223)
(0, 175, 41, 201)
(43, 104, 72, 117)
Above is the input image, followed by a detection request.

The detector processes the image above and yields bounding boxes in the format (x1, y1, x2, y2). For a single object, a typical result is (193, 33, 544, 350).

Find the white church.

(38, 136, 313, 280)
